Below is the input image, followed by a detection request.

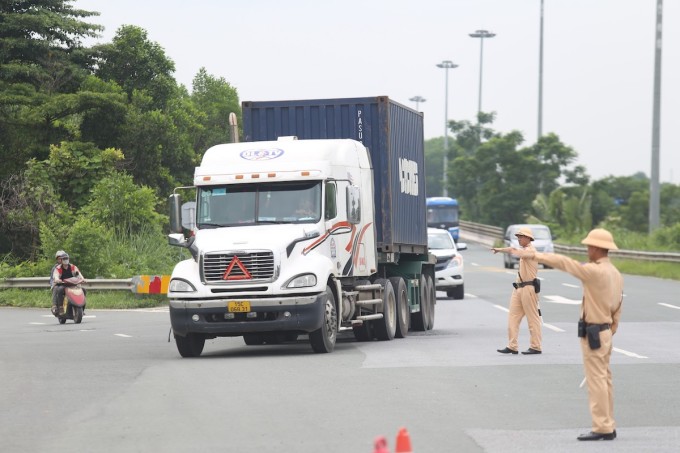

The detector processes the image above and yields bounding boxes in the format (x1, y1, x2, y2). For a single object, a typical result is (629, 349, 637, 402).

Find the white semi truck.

(167, 97, 435, 357)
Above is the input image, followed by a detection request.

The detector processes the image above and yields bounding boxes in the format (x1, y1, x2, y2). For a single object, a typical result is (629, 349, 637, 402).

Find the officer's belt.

(585, 323, 610, 331)
(512, 281, 534, 289)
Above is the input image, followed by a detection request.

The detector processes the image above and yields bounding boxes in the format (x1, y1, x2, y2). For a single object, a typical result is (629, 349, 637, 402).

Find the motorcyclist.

(51, 251, 86, 316)
(49, 250, 64, 289)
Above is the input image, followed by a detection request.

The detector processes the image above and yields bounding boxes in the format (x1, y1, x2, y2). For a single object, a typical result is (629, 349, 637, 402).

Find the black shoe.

(577, 431, 615, 441)
(521, 348, 542, 355)
(497, 347, 518, 354)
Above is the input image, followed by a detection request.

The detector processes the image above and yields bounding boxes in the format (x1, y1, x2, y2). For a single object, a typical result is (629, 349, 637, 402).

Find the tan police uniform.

(505, 228, 542, 352)
(536, 229, 624, 435)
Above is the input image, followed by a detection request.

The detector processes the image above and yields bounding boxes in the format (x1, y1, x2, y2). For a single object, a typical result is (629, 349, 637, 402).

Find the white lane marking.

(115, 334, 132, 338)
(465, 293, 478, 299)
(542, 323, 565, 332)
(493, 304, 509, 313)
(562, 283, 579, 288)
(30, 322, 46, 325)
(543, 295, 580, 305)
(659, 303, 680, 310)
(471, 262, 480, 267)
(613, 347, 648, 359)
(504, 271, 516, 276)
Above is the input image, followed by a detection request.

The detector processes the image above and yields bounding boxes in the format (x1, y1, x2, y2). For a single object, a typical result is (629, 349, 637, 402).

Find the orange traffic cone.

(373, 435, 390, 453)
(395, 427, 412, 453)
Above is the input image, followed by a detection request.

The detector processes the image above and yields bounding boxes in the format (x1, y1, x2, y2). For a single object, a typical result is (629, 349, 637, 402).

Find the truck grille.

(202, 251, 275, 283)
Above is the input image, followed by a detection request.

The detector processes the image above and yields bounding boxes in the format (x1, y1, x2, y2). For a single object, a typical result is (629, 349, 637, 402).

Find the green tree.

(94, 25, 176, 110)
(80, 172, 166, 234)
(191, 67, 240, 152)
(47, 141, 125, 208)
(450, 130, 583, 227)
(0, 0, 103, 181)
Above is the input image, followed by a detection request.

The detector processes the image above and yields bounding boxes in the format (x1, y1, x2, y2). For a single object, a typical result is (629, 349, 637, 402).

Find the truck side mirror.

(169, 194, 182, 234)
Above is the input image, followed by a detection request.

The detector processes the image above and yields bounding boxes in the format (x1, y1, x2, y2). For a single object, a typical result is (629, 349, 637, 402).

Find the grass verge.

(0, 289, 167, 309)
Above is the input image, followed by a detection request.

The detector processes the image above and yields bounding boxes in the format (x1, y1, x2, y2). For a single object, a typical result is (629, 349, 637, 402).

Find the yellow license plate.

(228, 301, 251, 313)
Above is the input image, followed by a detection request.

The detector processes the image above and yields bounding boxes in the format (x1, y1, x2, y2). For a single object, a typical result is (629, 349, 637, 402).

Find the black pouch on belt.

(586, 325, 601, 349)
(532, 278, 541, 293)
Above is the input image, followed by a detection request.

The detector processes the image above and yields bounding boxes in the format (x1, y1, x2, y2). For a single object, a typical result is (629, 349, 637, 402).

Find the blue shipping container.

(242, 96, 426, 253)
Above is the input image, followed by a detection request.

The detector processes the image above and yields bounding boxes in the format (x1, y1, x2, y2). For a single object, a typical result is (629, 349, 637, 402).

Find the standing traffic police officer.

(536, 228, 624, 441)
(492, 227, 543, 355)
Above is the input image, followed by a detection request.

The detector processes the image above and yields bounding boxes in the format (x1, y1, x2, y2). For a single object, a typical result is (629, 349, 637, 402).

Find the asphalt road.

(1, 242, 679, 453)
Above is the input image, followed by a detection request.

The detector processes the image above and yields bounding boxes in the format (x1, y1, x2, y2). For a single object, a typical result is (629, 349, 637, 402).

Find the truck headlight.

(285, 273, 317, 289)
(169, 279, 196, 292)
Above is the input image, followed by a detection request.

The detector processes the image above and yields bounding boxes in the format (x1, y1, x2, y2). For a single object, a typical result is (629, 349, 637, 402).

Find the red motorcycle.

(55, 276, 86, 324)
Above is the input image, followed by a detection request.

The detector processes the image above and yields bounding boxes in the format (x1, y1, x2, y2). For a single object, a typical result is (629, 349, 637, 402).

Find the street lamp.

(409, 95, 426, 111)
(436, 60, 458, 197)
(538, 0, 545, 139)
(469, 29, 496, 120)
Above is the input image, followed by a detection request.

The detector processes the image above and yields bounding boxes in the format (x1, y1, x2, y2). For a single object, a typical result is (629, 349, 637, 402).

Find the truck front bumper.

(169, 293, 325, 337)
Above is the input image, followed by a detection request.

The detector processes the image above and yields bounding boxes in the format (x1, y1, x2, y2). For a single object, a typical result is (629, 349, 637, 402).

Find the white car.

(503, 224, 555, 269)
(427, 227, 466, 299)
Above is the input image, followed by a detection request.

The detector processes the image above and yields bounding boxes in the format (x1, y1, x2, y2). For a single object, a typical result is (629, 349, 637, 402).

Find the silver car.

(427, 228, 466, 299)
(503, 224, 555, 269)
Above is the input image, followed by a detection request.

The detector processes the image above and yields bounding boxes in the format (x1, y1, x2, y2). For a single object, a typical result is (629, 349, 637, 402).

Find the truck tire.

(374, 279, 396, 341)
(425, 275, 436, 330)
(352, 321, 373, 342)
(309, 286, 338, 353)
(411, 275, 428, 331)
(175, 333, 205, 358)
(389, 277, 409, 338)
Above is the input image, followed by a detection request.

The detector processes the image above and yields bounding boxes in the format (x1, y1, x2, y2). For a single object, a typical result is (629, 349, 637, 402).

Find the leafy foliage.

(80, 172, 167, 235)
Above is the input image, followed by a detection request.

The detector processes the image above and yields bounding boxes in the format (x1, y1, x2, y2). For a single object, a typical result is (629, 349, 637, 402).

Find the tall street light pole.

(538, 0, 545, 139)
(436, 60, 458, 197)
(409, 95, 426, 111)
(649, 0, 663, 232)
(469, 29, 496, 121)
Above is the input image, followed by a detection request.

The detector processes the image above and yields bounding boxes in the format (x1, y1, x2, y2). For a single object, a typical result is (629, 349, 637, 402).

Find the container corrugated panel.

(242, 96, 426, 251)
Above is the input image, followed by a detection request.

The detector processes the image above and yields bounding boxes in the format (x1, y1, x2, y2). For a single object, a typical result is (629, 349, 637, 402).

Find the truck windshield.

(197, 181, 322, 227)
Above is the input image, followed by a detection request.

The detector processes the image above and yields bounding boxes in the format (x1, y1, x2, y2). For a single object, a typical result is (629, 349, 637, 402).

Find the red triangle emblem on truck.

(222, 256, 252, 280)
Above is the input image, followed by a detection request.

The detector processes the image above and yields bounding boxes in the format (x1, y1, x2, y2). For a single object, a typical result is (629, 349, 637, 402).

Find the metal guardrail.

(0, 275, 171, 292)
(459, 220, 680, 263)
(0, 277, 134, 290)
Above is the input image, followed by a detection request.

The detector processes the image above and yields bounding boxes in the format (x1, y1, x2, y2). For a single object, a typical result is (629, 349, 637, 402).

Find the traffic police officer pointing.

(536, 228, 624, 441)
(492, 227, 543, 355)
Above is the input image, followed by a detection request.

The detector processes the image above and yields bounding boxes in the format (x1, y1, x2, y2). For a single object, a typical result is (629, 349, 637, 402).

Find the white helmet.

(55, 250, 68, 259)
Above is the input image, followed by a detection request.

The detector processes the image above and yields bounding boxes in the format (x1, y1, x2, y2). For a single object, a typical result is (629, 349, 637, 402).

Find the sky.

(74, 0, 679, 184)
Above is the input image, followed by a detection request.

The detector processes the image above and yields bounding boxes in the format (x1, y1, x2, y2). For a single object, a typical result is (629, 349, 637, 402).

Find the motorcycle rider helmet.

(55, 250, 66, 259)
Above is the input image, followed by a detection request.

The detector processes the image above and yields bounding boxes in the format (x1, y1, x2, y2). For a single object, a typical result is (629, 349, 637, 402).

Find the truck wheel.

(175, 333, 205, 357)
(411, 275, 428, 331)
(389, 277, 409, 338)
(374, 279, 396, 341)
(309, 286, 337, 353)
(243, 334, 265, 345)
(426, 275, 436, 330)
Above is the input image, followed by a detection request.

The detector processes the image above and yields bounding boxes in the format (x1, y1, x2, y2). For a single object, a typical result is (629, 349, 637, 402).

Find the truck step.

(355, 284, 383, 291)
(355, 298, 382, 306)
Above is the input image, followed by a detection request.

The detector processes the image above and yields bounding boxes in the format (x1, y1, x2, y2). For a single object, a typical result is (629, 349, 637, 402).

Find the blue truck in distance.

(426, 197, 460, 242)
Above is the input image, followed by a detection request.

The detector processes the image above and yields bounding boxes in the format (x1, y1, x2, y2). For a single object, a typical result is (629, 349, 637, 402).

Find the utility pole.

(436, 61, 458, 197)
(649, 0, 662, 232)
